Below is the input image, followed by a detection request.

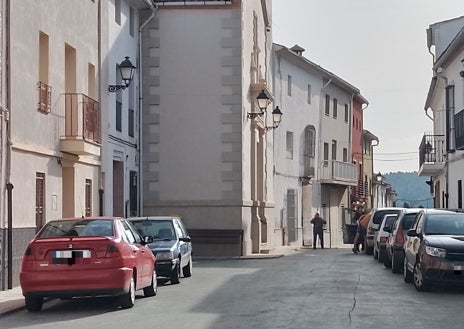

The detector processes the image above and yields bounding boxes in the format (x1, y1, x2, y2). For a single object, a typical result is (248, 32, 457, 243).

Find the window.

(323, 142, 329, 166)
(459, 180, 463, 209)
(332, 140, 337, 160)
(128, 109, 134, 137)
(36, 173, 45, 232)
(455, 110, 464, 150)
(343, 148, 348, 162)
(286, 131, 293, 159)
(333, 98, 338, 118)
(344, 104, 349, 122)
(304, 126, 316, 176)
(116, 64, 122, 132)
(129, 7, 135, 37)
(116, 101, 122, 132)
(85, 179, 92, 216)
(288, 75, 292, 96)
(287, 189, 298, 242)
(38, 32, 51, 113)
(307, 84, 312, 104)
(446, 85, 455, 152)
(115, 0, 121, 25)
(325, 94, 330, 115)
(128, 83, 134, 137)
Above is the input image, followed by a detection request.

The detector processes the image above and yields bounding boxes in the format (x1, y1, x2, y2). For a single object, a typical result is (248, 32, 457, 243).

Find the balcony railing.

(60, 93, 100, 156)
(352, 180, 368, 198)
(418, 134, 445, 176)
(37, 81, 51, 113)
(153, 0, 232, 4)
(64, 93, 100, 143)
(321, 160, 357, 186)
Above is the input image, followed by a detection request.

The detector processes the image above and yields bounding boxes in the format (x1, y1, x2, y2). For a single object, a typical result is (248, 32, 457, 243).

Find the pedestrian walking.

(352, 211, 370, 253)
(311, 212, 326, 249)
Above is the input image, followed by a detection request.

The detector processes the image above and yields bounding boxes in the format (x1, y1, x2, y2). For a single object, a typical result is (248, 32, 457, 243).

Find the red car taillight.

(395, 227, 404, 244)
(380, 236, 388, 243)
(21, 246, 36, 271)
(105, 244, 121, 258)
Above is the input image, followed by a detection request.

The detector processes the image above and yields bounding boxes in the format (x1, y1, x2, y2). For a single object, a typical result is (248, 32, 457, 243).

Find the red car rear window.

(38, 219, 114, 238)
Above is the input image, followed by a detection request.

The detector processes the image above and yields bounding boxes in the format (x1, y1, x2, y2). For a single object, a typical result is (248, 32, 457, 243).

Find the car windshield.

(132, 220, 176, 240)
(402, 213, 418, 230)
(425, 214, 464, 235)
(38, 219, 114, 238)
(373, 210, 402, 225)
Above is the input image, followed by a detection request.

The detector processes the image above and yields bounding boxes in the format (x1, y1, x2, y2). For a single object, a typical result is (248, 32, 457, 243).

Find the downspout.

(317, 78, 332, 248)
(97, 0, 103, 216)
(138, 1, 157, 216)
(4, 0, 12, 290)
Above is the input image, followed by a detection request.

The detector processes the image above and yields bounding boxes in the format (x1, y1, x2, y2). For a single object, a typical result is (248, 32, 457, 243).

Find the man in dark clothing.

(311, 212, 326, 249)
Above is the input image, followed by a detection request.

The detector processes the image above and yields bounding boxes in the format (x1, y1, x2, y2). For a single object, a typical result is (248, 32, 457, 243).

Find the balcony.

(352, 180, 368, 198)
(60, 93, 101, 157)
(321, 160, 357, 186)
(418, 134, 445, 176)
(153, 0, 232, 5)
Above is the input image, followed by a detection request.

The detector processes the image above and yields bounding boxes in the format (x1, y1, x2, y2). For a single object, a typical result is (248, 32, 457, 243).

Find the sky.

(272, 0, 464, 174)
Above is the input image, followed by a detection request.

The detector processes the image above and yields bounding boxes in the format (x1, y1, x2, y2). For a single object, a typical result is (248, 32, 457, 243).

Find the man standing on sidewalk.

(311, 212, 326, 249)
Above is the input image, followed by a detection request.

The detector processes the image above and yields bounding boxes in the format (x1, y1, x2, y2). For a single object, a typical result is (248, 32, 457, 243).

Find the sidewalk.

(0, 285, 24, 316)
(0, 246, 303, 316)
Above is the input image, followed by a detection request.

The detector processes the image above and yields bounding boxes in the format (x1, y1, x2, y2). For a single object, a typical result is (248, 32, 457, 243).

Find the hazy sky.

(272, 0, 464, 174)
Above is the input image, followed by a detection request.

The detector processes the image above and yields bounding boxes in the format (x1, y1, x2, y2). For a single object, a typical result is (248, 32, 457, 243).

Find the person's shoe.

(352, 248, 359, 254)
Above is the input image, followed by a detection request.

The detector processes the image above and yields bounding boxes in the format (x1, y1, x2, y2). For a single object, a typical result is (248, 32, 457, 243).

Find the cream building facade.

(141, 0, 275, 256)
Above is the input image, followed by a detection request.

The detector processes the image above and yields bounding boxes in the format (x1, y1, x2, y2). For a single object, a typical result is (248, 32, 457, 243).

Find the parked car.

(403, 209, 464, 291)
(20, 217, 157, 312)
(365, 207, 404, 255)
(373, 213, 398, 262)
(128, 216, 192, 284)
(383, 208, 422, 273)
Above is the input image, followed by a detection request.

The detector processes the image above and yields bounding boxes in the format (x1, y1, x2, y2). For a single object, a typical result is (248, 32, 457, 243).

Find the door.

(342, 208, 357, 244)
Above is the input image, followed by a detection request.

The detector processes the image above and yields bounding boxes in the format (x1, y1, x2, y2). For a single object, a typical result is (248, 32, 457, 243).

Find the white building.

(419, 16, 464, 209)
(272, 43, 366, 249)
(101, 0, 157, 218)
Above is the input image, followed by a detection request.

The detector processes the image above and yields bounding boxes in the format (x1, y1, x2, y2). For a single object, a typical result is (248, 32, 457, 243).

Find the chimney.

(290, 44, 305, 56)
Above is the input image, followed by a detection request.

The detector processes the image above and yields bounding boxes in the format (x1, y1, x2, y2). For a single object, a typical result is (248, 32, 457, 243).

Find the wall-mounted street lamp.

(265, 106, 283, 131)
(376, 172, 383, 208)
(108, 57, 136, 92)
(247, 89, 271, 119)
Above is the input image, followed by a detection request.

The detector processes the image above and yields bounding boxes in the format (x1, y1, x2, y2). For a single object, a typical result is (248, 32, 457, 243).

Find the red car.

(20, 217, 157, 312)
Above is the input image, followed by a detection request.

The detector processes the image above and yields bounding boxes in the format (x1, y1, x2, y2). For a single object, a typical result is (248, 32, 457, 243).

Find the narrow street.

(2, 248, 464, 329)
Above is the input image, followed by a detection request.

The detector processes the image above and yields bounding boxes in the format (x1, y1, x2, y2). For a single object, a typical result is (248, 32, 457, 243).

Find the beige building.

(141, 0, 274, 256)
(2, 0, 101, 287)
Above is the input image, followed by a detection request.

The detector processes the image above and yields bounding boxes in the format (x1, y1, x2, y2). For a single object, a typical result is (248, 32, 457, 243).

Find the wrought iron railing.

(37, 81, 51, 113)
(418, 134, 445, 167)
(64, 93, 100, 144)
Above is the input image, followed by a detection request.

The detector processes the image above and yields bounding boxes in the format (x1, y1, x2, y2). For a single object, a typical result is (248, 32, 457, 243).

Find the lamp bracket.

(247, 112, 264, 119)
(108, 84, 127, 92)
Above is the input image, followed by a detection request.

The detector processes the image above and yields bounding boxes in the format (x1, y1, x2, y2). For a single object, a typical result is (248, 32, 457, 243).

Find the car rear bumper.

(20, 267, 132, 298)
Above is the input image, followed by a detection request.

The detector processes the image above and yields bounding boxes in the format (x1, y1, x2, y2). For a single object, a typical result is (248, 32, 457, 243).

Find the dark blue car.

(128, 216, 192, 284)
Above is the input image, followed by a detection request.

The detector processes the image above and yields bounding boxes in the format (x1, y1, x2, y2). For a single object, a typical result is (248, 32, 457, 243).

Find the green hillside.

(384, 172, 433, 208)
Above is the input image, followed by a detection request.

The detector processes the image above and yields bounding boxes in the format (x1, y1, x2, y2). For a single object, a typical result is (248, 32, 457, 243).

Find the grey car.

(128, 216, 192, 284)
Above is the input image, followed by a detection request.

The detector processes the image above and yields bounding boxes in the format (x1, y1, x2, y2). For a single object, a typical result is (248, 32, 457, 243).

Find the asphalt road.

(2, 248, 464, 329)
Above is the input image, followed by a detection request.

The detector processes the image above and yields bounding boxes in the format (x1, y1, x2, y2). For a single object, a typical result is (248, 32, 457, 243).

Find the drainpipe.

(4, 0, 11, 290)
(138, 1, 158, 216)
